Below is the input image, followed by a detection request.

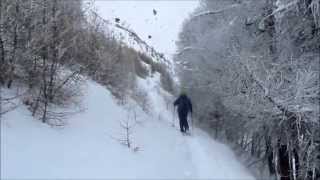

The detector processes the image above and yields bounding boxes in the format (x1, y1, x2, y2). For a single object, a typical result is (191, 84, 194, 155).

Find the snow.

(136, 73, 173, 122)
(93, 1, 199, 79)
(190, 2, 248, 21)
(1, 77, 255, 179)
(95, 1, 199, 58)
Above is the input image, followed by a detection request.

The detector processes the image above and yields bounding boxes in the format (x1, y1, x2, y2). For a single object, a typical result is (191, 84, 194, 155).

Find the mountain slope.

(1, 77, 254, 179)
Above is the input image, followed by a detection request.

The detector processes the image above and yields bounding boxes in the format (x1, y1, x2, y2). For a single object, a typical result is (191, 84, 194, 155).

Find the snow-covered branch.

(310, 0, 320, 27)
(191, 3, 241, 20)
(259, 0, 299, 31)
(89, 11, 171, 67)
(174, 46, 206, 56)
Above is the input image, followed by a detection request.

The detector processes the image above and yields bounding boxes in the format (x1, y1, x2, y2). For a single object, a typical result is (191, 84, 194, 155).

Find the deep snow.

(1, 76, 254, 179)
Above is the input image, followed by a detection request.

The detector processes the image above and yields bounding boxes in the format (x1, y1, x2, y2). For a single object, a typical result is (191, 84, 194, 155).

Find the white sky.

(94, 0, 199, 59)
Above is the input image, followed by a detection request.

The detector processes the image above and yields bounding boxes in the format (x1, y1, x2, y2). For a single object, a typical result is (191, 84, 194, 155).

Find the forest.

(0, 0, 319, 180)
(174, 0, 320, 179)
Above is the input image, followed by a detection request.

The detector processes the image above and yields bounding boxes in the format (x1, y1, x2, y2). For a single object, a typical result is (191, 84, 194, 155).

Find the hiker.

(174, 91, 193, 133)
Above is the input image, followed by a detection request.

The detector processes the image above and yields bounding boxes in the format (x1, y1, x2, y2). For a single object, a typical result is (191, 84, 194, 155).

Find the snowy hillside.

(1, 77, 254, 179)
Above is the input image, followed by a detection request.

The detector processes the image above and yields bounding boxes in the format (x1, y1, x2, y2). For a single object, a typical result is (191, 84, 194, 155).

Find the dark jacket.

(174, 94, 193, 116)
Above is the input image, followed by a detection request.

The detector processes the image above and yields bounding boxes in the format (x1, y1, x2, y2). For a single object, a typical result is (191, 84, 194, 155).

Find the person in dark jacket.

(174, 92, 193, 133)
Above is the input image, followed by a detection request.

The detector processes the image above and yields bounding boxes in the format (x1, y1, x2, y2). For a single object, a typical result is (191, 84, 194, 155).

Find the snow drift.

(1, 76, 254, 179)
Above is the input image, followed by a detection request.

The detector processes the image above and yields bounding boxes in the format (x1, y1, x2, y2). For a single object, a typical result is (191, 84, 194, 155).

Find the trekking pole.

(191, 113, 194, 133)
(172, 105, 175, 127)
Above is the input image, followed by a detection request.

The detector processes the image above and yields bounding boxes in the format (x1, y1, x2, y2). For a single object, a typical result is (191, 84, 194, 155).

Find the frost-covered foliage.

(0, 0, 174, 124)
(175, 0, 319, 179)
(83, 13, 175, 100)
(0, 0, 86, 124)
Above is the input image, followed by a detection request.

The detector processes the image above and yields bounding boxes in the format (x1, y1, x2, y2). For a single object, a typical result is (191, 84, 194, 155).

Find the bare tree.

(110, 108, 140, 151)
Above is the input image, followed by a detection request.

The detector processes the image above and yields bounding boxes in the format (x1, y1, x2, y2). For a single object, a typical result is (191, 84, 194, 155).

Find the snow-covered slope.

(1, 77, 254, 179)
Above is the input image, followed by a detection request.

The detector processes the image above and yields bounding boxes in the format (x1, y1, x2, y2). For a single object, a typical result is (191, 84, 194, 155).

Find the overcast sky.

(94, 1, 199, 59)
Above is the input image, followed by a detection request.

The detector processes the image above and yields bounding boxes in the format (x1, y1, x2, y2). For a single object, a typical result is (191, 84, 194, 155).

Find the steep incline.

(1, 79, 254, 179)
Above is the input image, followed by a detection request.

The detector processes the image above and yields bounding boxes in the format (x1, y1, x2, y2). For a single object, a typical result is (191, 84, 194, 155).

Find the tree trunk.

(291, 148, 299, 180)
(40, 0, 48, 123)
(42, 99, 48, 123)
(266, 135, 276, 175)
(265, 0, 277, 56)
(0, 36, 4, 85)
(0, 0, 5, 85)
(7, 2, 20, 89)
(278, 144, 290, 180)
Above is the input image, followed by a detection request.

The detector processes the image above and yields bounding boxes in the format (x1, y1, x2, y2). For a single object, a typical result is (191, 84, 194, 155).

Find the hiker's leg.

(181, 115, 188, 132)
(179, 120, 184, 132)
(185, 117, 189, 132)
(178, 113, 184, 132)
